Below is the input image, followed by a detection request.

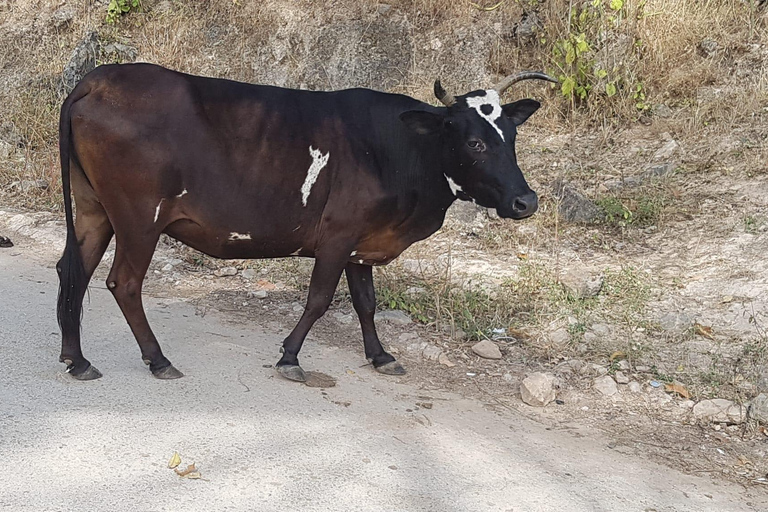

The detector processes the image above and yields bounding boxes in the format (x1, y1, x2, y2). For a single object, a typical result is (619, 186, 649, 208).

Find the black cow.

(56, 63, 555, 382)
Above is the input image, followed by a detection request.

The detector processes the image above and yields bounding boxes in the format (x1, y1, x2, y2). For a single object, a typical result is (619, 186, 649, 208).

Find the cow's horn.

(494, 71, 558, 96)
(434, 80, 456, 107)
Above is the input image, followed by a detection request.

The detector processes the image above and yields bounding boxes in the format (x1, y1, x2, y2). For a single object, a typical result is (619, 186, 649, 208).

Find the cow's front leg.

(345, 262, 405, 375)
(276, 248, 350, 382)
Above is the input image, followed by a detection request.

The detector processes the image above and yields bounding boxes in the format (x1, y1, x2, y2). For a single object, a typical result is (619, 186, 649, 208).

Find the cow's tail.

(56, 84, 90, 342)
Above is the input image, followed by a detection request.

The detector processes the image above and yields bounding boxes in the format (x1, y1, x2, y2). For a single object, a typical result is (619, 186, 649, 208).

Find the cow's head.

(400, 72, 556, 220)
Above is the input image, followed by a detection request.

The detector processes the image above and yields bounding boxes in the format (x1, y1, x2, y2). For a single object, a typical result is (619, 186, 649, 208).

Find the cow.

(56, 63, 555, 382)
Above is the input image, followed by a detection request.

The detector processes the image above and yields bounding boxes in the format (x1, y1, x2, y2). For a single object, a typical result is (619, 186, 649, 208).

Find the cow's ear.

(400, 111, 444, 135)
(502, 99, 540, 126)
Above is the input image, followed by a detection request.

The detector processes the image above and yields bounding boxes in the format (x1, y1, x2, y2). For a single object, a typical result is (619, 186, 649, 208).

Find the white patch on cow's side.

(357, 259, 365, 265)
(176, 189, 188, 198)
(291, 247, 302, 256)
(465, 89, 505, 142)
(350, 251, 357, 257)
(153, 199, 165, 223)
(444, 174, 463, 196)
(228, 232, 252, 241)
(301, 146, 330, 206)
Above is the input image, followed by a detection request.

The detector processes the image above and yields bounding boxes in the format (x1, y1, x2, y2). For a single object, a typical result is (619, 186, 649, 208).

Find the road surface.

(0, 247, 765, 512)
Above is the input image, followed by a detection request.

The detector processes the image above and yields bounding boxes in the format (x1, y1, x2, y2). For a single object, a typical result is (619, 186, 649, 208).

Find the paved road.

(0, 248, 766, 512)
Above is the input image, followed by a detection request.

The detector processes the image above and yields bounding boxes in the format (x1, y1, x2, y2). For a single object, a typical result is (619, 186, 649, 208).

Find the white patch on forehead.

(350, 250, 357, 257)
(301, 146, 330, 206)
(153, 198, 164, 223)
(176, 189, 188, 198)
(228, 232, 251, 241)
(444, 174, 463, 196)
(465, 90, 505, 142)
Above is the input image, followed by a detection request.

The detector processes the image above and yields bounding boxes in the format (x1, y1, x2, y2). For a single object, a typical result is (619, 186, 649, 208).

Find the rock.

(693, 399, 748, 424)
(471, 340, 502, 360)
(698, 38, 719, 57)
(247, 290, 268, 299)
(520, 373, 556, 407)
(332, 311, 353, 324)
(515, 11, 541, 40)
(555, 359, 584, 374)
(377, 310, 412, 325)
(548, 327, 570, 345)
(614, 371, 630, 384)
(617, 359, 631, 371)
(422, 344, 443, 361)
(552, 179, 602, 224)
(153, 0, 173, 13)
(658, 312, 692, 334)
(61, 31, 100, 95)
(241, 268, 257, 279)
(377, 3, 392, 14)
(594, 375, 618, 396)
(406, 341, 428, 353)
(559, 269, 603, 299)
(653, 139, 679, 161)
(10, 179, 49, 192)
(627, 381, 643, 393)
(748, 393, 768, 424)
(438, 353, 455, 367)
(643, 162, 676, 179)
(214, 266, 237, 277)
(652, 104, 673, 118)
(51, 6, 75, 28)
(161, 263, 173, 272)
(102, 42, 138, 63)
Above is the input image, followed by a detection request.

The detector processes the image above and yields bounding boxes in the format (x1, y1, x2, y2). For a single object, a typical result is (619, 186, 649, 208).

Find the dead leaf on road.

(175, 462, 197, 477)
(168, 452, 181, 469)
(610, 351, 627, 362)
(664, 382, 691, 399)
(694, 323, 714, 339)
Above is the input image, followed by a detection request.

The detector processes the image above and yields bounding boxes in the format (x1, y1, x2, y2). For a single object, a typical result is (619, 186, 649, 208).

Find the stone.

(241, 268, 257, 279)
(555, 359, 584, 374)
(10, 180, 48, 192)
(377, 3, 392, 14)
(471, 340, 502, 360)
(643, 162, 676, 178)
(438, 353, 455, 367)
(330, 311, 352, 324)
(552, 179, 602, 224)
(214, 266, 237, 277)
(249, 290, 268, 299)
(61, 31, 100, 95)
(548, 327, 570, 345)
(376, 310, 412, 325)
(748, 393, 768, 424)
(614, 371, 630, 384)
(617, 360, 631, 371)
(627, 381, 643, 393)
(51, 6, 75, 28)
(102, 42, 138, 63)
(693, 399, 748, 425)
(594, 375, 618, 396)
(698, 38, 719, 57)
(652, 104, 673, 118)
(658, 312, 692, 334)
(515, 11, 541, 40)
(520, 373, 556, 407)
(559, 269, 603, 299)
(422, 344, 443, 361)
(653, 139, 680, 161)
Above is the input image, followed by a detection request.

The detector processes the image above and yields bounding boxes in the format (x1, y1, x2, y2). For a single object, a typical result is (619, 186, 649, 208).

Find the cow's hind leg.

(276, 249, 350, 382)
(106, 233, 182, 379)
(345, 263, 405, 375)
(58, 169, 114, 380)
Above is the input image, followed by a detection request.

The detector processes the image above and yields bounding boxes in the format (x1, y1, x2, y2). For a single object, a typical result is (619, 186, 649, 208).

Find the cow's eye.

(467, 139, 485, 151)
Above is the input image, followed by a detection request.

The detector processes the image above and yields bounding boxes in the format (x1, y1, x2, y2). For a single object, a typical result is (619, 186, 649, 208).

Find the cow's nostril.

(513, 199, 528, 213)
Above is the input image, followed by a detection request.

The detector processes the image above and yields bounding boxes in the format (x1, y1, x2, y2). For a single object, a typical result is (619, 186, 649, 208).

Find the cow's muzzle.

(498, 191, 538, 220)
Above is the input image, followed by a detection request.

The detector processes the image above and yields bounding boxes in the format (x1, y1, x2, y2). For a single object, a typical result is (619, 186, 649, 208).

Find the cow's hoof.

(152, 365, 184, 380)
(68, 363, 103, 381)
(375, 361, 406, 376)
(277, 365, 307, 382)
